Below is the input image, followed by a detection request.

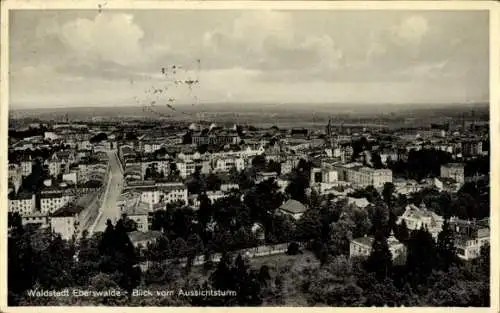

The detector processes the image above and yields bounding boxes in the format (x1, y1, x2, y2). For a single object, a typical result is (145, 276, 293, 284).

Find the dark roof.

(51, 194, 95, 217)
(8, 192, 34, 200)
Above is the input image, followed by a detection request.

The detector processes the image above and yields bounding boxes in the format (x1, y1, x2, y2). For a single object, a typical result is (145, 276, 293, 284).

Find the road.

(89, 150, 124, 234)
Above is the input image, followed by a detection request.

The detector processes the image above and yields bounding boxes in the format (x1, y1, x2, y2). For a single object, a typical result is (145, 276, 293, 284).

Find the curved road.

(90, 150, 124, 234)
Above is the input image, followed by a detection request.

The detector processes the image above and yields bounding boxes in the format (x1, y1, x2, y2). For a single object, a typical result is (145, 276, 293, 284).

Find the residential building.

(397, 203, 444, 239)
(39, 188, 77, 215)
(350, 232, 407, 264)
(461, 140, 483, 157)
(50, 193, 96, 240)
(22, 213, 50, 228)
(455, 227, 490, 260)
(8, 192, 36, 216)
(440, 163, 465, 184)
(122, 201, 150, 232)
(279, 199, 307, 220)
(336, 164, 392, 188)
(124, 182, 188, 209)
(213, 157, 245, 173)
(128, 230, 163, 248)
(20, 156, 33, 177)
(255, 172, 278, 184)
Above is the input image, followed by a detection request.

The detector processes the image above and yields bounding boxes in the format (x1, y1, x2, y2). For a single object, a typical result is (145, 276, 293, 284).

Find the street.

(89, 150, 124, 234)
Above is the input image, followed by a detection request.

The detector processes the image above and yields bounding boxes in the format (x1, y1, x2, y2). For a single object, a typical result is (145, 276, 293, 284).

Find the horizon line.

(9, 101, 490, 112)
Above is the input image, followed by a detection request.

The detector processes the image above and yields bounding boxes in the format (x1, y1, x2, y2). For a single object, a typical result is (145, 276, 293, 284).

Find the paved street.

(90, 150, 124, 234)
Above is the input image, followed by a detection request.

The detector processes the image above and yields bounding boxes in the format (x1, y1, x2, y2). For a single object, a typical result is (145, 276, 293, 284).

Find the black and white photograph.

(3, 1, 495, 308)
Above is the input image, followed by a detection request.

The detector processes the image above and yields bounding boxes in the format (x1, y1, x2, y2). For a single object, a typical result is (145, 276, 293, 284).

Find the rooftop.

(127, 230, 163, 243)
(51, 193, 95, 217)
(280, 199, 308, 214)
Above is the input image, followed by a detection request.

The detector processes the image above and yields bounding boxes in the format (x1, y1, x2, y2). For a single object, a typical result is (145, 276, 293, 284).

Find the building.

(255, 172, 278, 184)
(349, 232, 407, 264)
(192, 130, 240, 146)
(336, 164, 393, 188)
(455, 227, 489, 260)
(39, 188, 77, 215)
(461, 140, 483, 157)
(124, 182, 188, 209)
(396, 203, 444, 239)
(191, 191, 227, 209)
(8, 163, 23, 193)
(213, 157, 245, 173)
(22, 213, 50, 228)
(176, 160, 198, 178)
(279, 199, 308, 220)
(8, 192, 36, 216)
(50, 194, 96, 240)
(20, 156, 33, 177)
(77, 159, 108, 183)
(127, 230, 163, 248)
(440, 163, 465, 184)
(220, 183, 239, 192)
(122, 201, 150, 232)
(393, 178, 422, 195)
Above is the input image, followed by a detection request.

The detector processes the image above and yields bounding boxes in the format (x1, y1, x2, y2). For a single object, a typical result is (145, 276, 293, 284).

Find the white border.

(0, 1, 498, 312)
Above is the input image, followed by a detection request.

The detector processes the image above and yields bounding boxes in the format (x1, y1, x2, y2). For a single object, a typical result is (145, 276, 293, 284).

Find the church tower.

(325, 118, 338, 150)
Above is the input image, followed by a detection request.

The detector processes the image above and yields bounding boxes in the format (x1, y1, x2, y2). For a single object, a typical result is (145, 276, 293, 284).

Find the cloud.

(9, 10, 488, 108)
(201, 10, 343, 76)
(59, 13, 146, 67)
(391, 15, 429, 46)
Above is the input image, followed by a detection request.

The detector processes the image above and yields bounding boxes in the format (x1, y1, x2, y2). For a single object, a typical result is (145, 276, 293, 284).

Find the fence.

(139, 242, 297, 271)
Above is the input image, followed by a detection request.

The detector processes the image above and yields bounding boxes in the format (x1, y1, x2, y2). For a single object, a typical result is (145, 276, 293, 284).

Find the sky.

(9, 9, 489, 109)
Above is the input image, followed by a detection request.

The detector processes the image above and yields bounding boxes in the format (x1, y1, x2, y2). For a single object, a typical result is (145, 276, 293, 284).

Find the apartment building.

(455, 227, 490, 260)
(336, 163, 392, 188)
(213, 157, 245, 173)
(440, 163, 465, 184)
(124, 182, 188, 209)
(39, 188, 76, 215)
(8, 192, 36, 216)
(50, 194, 95, 240)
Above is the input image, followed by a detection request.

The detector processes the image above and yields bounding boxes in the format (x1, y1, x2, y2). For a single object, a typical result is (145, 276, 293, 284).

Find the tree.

(368, 201, 390, 236)
(436, 219, 458, 270)
(371, 152, 383, 169)
(198, 193, 213, 234)
(146, 234, 171, 262)
(365, 232, 393, 281)
(406, 227, 437, 286)
(266, 159, 281, 175)
(73, 232, 101, 286)
(186, 233, 204, 263)
(98, 219, 140, 293)
(382, 182, 395, 209)
(329, 214, 355, 257)
(89, 132, 107, 143)
(305, 255, 364, 306)
(229, 166, 239, 182)
(294, 209, 322, 242)
(286, 242, 301, 255)
(231, 254, 262, 305)
(394, 219, 410, 244)
(258, 265, 272, 287)
(183, 131, 193, 144)
(251, 155, 267, 170)
(171, 237, 189, 258)
(8, 221, 36, 305)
